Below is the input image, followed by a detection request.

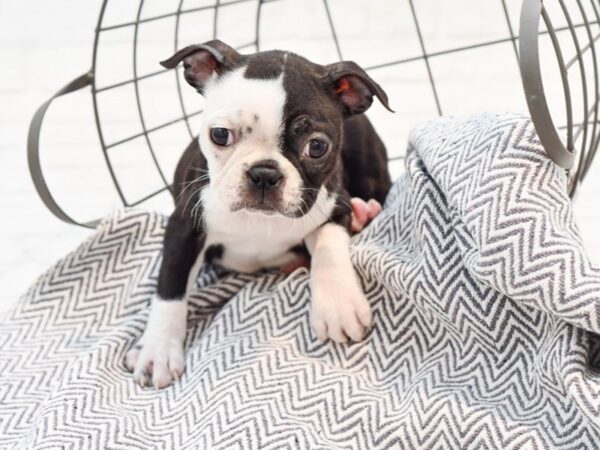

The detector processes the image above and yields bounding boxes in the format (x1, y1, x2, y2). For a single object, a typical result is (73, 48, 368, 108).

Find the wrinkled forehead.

(203, 68, 286, 135)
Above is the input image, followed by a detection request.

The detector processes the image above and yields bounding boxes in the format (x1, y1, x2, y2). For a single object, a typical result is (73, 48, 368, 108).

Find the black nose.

(247, 164, 283, 189)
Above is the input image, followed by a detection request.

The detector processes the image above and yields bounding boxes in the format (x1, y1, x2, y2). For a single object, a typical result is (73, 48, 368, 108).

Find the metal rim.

(519, 0, 575, 170)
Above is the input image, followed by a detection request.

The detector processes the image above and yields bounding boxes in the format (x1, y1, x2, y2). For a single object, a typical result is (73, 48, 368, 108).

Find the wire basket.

(28, 0, 600, 228)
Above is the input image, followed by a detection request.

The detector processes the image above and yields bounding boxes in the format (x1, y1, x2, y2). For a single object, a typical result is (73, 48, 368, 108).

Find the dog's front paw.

(310, 279, 372, 343)
(125, 298, 187, 389)
(125, 335, 185, 389)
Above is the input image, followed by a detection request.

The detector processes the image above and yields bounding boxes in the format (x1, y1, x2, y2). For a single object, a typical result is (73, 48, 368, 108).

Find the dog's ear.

(160, 40, 241, 93)
(323, 61, 393, 116)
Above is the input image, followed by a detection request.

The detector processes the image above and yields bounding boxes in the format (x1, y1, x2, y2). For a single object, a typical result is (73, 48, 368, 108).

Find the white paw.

(310, 279, 372, 343)
(125, 336, 185, 389)
(125, 297, 187, 389)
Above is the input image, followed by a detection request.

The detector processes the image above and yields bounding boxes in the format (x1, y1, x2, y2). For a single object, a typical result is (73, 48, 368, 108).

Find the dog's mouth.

(230, 196, 300, 218)
(228, 179, 315, 218)
(230, 197, 281, 214)
(245, 201, 278, 215)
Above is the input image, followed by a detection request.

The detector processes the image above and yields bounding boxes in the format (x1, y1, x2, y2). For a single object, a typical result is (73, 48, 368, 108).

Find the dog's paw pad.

(311, 283, 372, 343)
(126, 339, 184, 389)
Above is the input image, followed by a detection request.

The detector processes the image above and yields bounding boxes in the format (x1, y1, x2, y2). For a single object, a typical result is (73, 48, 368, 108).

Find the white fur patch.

(198, 69, 303, 212)
(202, 185, 336, 272)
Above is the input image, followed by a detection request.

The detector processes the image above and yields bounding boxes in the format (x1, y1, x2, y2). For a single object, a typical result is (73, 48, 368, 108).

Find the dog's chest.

(202, 207, 317, 272)
(200, 183, 338, 272)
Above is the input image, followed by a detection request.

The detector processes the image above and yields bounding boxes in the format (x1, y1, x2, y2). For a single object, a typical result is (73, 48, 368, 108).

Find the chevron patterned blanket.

(2, 113, 600, 449)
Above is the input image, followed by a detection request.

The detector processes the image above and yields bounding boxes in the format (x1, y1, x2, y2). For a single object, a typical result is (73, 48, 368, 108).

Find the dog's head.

(162, 40, 392, 218)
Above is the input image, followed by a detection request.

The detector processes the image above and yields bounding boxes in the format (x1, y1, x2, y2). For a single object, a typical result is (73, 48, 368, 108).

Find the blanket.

(2, 113, 600, 449)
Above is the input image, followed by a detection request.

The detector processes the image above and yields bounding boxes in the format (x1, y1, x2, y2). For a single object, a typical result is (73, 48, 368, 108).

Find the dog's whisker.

(177, 174, 210, 190)
(178, 177, 210, 193)
(190, 191, 205, 223)
(180, 173, 210, 185)
(299, 200, 312, 236)
(181, 190, 201, 218)
(182, 185, 206, 220)
(298, 188, 332, 222)
(175, 175, 211, 203)
(299, 197, 322, 230)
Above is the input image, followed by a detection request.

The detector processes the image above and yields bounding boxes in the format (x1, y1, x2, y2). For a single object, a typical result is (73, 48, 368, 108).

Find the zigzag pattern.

(2, 113, 600, 448)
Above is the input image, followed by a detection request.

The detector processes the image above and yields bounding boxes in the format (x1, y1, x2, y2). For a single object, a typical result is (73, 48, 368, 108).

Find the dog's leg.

(280, 198, 382, 274)
(125, 213, 204, 388)
(305, 223, 372, 342)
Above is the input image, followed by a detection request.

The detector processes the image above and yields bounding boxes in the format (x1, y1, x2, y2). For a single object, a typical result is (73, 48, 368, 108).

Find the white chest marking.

(201, 186, 336, 272)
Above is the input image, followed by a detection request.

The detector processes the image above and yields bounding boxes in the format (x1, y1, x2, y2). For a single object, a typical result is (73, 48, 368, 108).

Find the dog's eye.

(210, 128, 233, 146)
(306, 139, 329, 158)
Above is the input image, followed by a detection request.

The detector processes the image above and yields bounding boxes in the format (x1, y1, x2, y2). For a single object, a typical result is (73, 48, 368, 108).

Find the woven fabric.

(2, 113, 600, 449)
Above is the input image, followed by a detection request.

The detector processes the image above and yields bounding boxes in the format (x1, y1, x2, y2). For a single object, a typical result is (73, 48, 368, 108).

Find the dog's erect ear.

(323, 61, 393, 116)
(160, 40, 241, 93)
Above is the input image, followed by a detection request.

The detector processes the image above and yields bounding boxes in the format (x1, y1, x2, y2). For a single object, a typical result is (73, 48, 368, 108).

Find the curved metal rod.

(519, 0, 575, 169)
(323, 0, 343, 61)
(255, 0, 263, 51)
(91, 0, 128, 207)
(582, 0, 600, 179)
(408, 0, 442, 116)
(98, 0, 254, 32)
(213, 0, 221, 39)
(132, 0, 172, 198)
(542, 8, 575, 154)
(27, 73, 101, 228)
(558, 0, 589, 191)
(174, 0, 194, 139)
(500, 0, 519, 62)
(572, 0, 598, 188)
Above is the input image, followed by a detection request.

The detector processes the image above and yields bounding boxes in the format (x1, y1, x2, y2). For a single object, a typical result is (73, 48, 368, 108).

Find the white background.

(1, 0, 599, 310)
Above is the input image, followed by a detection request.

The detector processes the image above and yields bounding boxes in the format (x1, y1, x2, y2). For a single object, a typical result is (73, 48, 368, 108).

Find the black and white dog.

(125, 40, 392, 388)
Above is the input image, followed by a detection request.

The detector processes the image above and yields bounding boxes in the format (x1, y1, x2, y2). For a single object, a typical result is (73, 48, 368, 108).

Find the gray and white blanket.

(2, 113, 600, 449)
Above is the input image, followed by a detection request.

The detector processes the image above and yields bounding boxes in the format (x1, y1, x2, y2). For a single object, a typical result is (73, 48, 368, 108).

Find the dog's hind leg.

(350, 197, 382, 234)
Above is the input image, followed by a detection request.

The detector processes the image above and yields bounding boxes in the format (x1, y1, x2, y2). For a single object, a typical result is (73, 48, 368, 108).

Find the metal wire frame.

(28, 0, 600, 227)
(520, 0, 600, 196)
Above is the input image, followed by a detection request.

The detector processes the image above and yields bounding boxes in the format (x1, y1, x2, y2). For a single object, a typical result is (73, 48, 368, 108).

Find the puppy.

(125, 40, 392, 388)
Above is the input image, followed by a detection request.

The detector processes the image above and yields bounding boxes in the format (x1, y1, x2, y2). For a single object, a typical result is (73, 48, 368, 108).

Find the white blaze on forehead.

(200, 66, 305, 215)
(202, 67, 286, 146)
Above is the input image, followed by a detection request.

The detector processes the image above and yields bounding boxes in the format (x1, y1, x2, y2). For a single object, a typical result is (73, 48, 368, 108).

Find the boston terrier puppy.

(125, 40, 392, 388)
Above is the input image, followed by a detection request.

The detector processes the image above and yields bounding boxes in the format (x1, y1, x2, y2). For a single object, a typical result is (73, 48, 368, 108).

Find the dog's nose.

(247, 165, 283, 189)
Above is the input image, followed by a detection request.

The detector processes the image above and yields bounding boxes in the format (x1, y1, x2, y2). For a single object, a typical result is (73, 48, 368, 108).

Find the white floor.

(1, 0, 599, 310)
